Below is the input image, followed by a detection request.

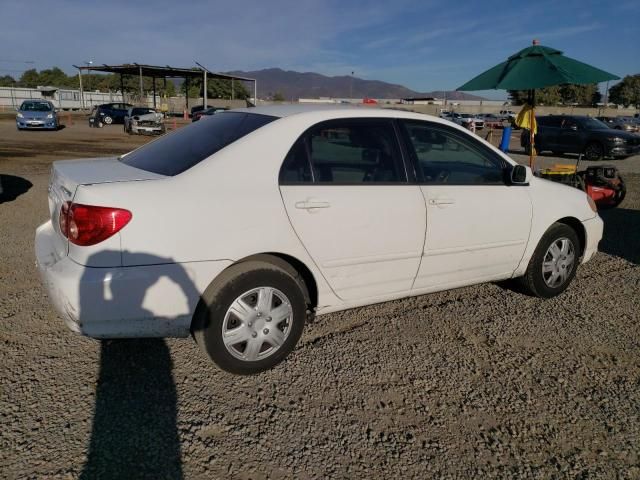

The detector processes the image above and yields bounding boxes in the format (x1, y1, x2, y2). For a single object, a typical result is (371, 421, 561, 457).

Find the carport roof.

(72, 63, 255, 82)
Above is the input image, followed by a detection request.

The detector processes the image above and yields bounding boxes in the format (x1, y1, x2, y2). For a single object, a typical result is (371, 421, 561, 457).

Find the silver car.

(124, 107, 165, 135)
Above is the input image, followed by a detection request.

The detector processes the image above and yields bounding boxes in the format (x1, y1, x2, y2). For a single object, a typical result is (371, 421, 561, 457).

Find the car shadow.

(0, 174, 33, 204)
(598, 207, 640, 265)
(79, 251, 201, 479)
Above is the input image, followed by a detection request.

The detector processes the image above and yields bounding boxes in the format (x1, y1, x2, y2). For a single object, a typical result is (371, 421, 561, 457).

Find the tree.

(272, 92, 285, 102)
(18, 68, 41, 88)
(181, 74, 250, 100)
(558, 84, 598, 105)
(608, 74, 640, 108)
(509, 86, 561, 106)
(508, 83, 600, 106)
(38, 67, 73, 87)
(0, 75, 16, 86)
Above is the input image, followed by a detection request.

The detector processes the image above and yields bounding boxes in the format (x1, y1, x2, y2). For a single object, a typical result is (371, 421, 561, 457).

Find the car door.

(115, 103, 129, 121)
(536, 116, 562, 151)
(556, 117, 584, 153)
(279, 118, 426, 301)
(400, 120, 532, 290)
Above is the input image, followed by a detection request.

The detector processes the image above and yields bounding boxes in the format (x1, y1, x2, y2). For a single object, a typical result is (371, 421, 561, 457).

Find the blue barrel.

(499, 126, 512, 152)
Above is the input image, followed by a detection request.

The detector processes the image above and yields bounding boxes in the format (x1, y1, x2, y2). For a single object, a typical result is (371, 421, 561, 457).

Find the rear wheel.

(584, 142, 604, 161)
(518, 223, 580, 298)
(192, 259, 308, 374)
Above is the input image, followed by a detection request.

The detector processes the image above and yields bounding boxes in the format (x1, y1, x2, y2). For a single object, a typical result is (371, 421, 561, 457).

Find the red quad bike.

(537, 156, 626, 209)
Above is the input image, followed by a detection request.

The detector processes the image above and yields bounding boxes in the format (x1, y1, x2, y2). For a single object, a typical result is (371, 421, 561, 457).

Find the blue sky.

(0, 0, 638, 99)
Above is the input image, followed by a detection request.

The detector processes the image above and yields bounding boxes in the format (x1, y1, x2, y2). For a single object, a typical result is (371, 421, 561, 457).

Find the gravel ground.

(1, 120, 639, 479)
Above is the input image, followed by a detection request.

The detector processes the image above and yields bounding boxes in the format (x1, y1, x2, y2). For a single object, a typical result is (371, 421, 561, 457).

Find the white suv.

(36, 105, 603, 374)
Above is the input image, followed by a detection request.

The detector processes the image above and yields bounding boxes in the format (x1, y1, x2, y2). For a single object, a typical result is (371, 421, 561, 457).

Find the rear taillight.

(59, 202, 132, 246)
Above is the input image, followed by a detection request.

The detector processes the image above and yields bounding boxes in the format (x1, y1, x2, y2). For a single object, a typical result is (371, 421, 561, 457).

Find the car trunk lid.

(47, 157, 164, 257)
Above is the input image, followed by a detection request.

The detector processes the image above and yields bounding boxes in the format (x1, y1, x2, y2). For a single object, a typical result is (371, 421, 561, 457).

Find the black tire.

(584, 142, 604, 161)
(102, 115, 113, 125)
(191, 257, 309, 374)
(518, 223, 580, 298)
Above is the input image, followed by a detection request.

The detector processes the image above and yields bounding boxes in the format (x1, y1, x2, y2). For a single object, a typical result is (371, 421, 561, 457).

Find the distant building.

(401, 97, 443, 105)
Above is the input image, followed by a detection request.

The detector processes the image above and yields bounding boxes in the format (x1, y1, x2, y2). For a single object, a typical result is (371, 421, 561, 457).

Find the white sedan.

(35, 105, 603, 374)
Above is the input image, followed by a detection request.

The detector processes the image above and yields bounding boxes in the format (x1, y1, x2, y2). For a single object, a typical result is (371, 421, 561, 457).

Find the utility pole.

(195, 61, 208, 107)
(77, 68, 84, 109)
(350, 71, 354, 101)
(138, 65, 144, 104)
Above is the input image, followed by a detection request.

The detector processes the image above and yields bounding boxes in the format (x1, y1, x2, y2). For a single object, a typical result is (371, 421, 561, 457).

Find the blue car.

(16, 100, 58, 130)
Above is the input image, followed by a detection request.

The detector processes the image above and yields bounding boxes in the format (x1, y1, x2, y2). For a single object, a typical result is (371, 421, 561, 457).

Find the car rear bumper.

(581, 215, 603, 264)
(35, 220, 231, 339)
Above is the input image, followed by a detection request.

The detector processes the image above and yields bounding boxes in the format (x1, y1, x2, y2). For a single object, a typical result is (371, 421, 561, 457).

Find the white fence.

(0, 86, 160, 111)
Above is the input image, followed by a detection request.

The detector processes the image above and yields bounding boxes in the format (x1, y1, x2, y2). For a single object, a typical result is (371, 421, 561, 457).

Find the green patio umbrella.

(457, 40, 620, 167)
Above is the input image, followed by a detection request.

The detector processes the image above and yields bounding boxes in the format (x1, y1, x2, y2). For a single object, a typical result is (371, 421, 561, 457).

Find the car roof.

(222, 104, 514, 152)
(229, 103, 461, 120)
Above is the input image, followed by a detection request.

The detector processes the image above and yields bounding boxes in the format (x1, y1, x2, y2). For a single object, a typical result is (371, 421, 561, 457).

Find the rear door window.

(280, 119, 406, 184)
(120, 112, 277, 176)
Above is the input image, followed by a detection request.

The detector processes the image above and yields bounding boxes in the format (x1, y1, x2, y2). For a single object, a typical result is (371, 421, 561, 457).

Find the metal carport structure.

(72, 63, 256, 110)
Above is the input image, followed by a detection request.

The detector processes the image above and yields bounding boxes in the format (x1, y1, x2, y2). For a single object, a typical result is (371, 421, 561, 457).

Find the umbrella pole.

(529, 89, 535, 169)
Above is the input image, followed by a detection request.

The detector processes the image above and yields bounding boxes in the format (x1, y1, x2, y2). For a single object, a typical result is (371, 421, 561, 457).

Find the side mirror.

(511, 165, 532, 185)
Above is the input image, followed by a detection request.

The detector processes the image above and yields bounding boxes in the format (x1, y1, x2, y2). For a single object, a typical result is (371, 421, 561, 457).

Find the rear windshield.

(120, 112, 277, 176)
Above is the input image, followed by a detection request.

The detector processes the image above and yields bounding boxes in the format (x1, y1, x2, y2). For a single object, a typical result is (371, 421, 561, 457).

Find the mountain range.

(226, 68, 485, 101)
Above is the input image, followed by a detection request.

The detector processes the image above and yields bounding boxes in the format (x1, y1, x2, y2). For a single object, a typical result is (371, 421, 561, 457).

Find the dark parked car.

(91, 102, 133, 125)
(190, 104, 213, 118)
(521, 115, 640, 160)
(191, 107, 229, 122)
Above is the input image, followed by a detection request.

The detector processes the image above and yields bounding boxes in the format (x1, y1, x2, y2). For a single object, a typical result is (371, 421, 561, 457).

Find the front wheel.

(192, 259, 308, 374)
(518, 223, 580, 298)
(584, 142, 604, 161)
(102, 115, 113, 125)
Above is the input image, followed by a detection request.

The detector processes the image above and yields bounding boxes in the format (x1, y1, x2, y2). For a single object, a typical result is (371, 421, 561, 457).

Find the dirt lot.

(1, 119, 639, 479)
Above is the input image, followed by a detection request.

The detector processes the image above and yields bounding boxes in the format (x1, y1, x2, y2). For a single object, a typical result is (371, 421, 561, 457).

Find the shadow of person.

(79, 251, 201, 479)
(598, 207, 640, 265)
(0, 174, 33, 204)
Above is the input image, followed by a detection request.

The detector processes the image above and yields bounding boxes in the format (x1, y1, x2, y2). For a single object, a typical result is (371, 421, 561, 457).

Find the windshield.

(21, 102, 52, 112)
(120, 112, 277, 176)
(580, 117, 610, 130)
(131, 108, 154, 115)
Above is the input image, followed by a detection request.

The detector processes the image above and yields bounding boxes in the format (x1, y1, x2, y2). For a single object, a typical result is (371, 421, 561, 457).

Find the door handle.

(295, 200, 331, 210)
(428, 198, 455, 206)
